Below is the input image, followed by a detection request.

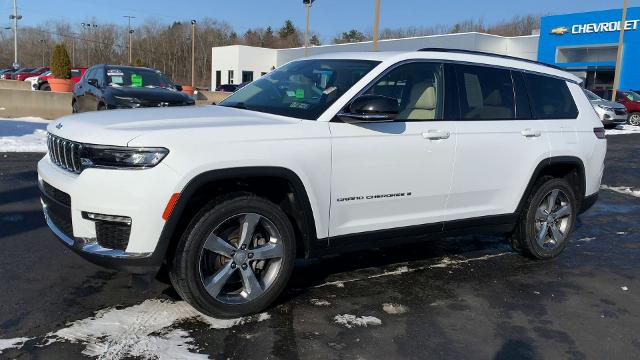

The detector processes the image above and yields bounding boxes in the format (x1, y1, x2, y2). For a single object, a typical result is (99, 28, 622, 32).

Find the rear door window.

(524, 73, 578, 119)
(455, 64, 515, 120)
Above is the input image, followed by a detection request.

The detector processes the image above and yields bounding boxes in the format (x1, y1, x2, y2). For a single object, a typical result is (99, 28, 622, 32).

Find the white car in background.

(583, 88, 627, 128)
(27, 71, 51, 91)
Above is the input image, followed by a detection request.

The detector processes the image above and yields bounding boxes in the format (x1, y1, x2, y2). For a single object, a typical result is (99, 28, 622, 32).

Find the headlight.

(597, 104, 614, 112)
(114, 95, 141, 108)
(81, 145, 169, 169)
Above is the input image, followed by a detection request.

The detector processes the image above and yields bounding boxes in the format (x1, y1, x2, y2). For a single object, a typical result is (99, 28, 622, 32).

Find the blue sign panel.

(538, 7, 640, 90)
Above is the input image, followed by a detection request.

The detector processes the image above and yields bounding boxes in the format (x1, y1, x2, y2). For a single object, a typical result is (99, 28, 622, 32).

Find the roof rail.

(417, 48, 563, 71)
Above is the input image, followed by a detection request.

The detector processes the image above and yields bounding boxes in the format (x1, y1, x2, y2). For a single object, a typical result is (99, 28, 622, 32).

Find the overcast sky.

(0, 0, 635, 41)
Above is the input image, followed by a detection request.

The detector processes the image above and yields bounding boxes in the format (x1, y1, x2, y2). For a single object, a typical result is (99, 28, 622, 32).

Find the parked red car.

(13, 67, 49, 81)
(1, 69, 18, 80)
(592, 89, 640, 126)
(34, 67, 86, 91)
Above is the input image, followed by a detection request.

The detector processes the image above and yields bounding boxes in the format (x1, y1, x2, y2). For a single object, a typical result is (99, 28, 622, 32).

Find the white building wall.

(211, 32, 540, 89)
(211, 45, 277, 89)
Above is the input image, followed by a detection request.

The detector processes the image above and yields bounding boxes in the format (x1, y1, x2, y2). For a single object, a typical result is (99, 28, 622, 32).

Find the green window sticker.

(131, 74, 142, 87)
(295, 89, 304, 99)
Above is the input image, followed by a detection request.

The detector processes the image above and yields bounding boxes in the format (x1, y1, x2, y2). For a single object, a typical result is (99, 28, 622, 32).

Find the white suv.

(38, 49, 606, 317)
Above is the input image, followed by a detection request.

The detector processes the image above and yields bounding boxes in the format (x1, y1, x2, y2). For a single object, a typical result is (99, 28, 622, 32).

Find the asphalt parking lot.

(1, 134, 639, 359)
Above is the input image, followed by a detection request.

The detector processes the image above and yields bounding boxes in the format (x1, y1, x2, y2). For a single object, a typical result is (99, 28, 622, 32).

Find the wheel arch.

(155, 166, 319, 269)
(516, 156, 586, 215)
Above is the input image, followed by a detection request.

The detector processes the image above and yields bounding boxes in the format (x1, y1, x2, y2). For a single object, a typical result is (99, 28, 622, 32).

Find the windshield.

(106, 67, 175, 89)
(624, 91, 640, 101)
(583, 89, 601, 101)
(219, 59, 380, 120)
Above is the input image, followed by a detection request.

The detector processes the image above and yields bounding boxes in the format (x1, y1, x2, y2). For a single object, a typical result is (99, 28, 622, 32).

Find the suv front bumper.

(37, 154, 181, 274)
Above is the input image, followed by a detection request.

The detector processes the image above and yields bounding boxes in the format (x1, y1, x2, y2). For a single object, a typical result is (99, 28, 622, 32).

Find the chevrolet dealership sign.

(552, 19, 640, 35)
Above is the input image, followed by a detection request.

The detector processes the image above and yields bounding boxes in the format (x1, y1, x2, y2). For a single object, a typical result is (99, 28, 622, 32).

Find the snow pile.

(310, 298, 331, 306)
(382, 303, 408, 315)
(605, 124, 640, 136)
(0, 117, 49, 152)
(33, 298, 269, 359)
(601, 185, 640, 198)
(0, 337, 31, 354)
(334, 314, 382, 328)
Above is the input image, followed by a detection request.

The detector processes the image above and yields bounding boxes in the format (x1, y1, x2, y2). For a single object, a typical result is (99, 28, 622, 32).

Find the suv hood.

(47, 105, 301, 146)
(589, 98, 626, 109)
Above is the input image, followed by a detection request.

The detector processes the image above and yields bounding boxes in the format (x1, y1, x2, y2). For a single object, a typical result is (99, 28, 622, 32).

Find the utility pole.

(612, 0, 628, 102)
(191, 20, 196, 87)
(373, 0, 381, 51)
(124, 15, 136, 64)
(81, 23, 98, 66)
(303, 0, 314, 56)
(40, 39, 46, 66)
(9, 0, 22, 68)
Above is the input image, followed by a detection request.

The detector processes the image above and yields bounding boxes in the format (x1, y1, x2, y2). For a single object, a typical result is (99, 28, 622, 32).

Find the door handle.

(422, 130, 450, 140)
(521, 129, 541, 137)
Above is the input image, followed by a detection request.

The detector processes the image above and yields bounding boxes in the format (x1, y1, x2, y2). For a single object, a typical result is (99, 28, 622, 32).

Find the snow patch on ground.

(21, 298, 270, 359)
(382, 303, 408, 315)
(601, 185, 640, 198)
(314, 253, 510, 288)
(621, 286, 629, 291)
(310, 298, 331, 306)
(0, 117, 49, 152)
(577, 237, 596, 242)
(605, 124, 640, 136)
(334, 314, 382, 328)
(0, 337, 31, 354)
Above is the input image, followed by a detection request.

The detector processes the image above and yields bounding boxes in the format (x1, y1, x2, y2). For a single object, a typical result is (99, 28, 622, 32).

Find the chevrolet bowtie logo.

(551, 27, 569, 35)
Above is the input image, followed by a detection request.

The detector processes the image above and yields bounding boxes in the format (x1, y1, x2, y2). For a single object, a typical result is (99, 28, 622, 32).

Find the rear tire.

(629, 112, 640, 126)
(97, 103, 107, 111)
(509, 177, 577, 259)
(169, 195, 296, 318)
(41, 83, 50, 91)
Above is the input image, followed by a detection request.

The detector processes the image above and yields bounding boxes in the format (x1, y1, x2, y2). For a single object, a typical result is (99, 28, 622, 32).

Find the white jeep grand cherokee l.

(38, 49, 606, 317)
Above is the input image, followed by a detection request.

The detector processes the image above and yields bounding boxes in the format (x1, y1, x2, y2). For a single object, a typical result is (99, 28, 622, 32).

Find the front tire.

(510, 177, 577, 259)
(169, 195, 296, 318)
(629, 112, 640, 126)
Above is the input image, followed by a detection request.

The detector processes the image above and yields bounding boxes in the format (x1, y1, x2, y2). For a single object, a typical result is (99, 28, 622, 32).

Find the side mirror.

(337, 94, 399, 123)
(175, 84, 183, 92)
(87, 78, 99, 88)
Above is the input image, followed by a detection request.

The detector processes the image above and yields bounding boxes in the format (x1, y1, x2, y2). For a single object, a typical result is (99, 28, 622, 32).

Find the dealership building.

(211, 7, 640, 92)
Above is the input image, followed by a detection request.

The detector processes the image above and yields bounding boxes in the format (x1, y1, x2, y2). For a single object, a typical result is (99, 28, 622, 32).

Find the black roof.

(417, 48, 563, 71)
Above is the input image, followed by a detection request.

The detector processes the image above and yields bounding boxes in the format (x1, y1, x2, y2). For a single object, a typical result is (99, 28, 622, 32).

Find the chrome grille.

(47, 133, 83, 173)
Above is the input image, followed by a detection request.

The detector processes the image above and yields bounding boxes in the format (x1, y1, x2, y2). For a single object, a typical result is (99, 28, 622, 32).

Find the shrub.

(50, 44, 71, 79)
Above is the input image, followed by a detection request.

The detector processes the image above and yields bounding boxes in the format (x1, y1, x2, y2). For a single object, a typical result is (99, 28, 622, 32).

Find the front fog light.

(82, 212, 132, 225)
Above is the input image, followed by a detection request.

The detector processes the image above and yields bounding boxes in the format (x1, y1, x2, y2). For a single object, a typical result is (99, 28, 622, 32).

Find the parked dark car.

(0, 68, 18, 80)
(13, 66, 49, 81)
(72, 65, 195, 113)
(215, 83, 239, 92)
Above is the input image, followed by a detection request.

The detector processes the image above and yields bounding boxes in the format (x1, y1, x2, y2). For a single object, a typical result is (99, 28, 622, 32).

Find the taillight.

(593, 127, 606, 139)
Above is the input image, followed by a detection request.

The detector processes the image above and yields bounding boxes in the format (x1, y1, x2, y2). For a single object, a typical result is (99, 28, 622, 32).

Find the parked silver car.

(584, 89, 627, 128)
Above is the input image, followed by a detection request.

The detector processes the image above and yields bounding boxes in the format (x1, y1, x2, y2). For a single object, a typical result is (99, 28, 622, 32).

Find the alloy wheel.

(630, 114, 640, 126)
(198, 213, 284, 305)
(534, 189, 573, 250)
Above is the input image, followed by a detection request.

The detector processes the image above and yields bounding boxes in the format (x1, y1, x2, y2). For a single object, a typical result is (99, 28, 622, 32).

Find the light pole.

(612, 0, 628, 102)
(303, 0, 314, 56)
(373, 0, 381, 51)
(81, 23, 98, 66)
(39, 39, 47, 66)
(124, 15, 136, 64)
(9, 0, 22, 68)
(191, 20, 196, 87)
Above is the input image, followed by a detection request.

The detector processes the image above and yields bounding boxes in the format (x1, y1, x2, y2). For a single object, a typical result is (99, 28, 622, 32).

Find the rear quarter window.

(524, 73, 578, 119)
